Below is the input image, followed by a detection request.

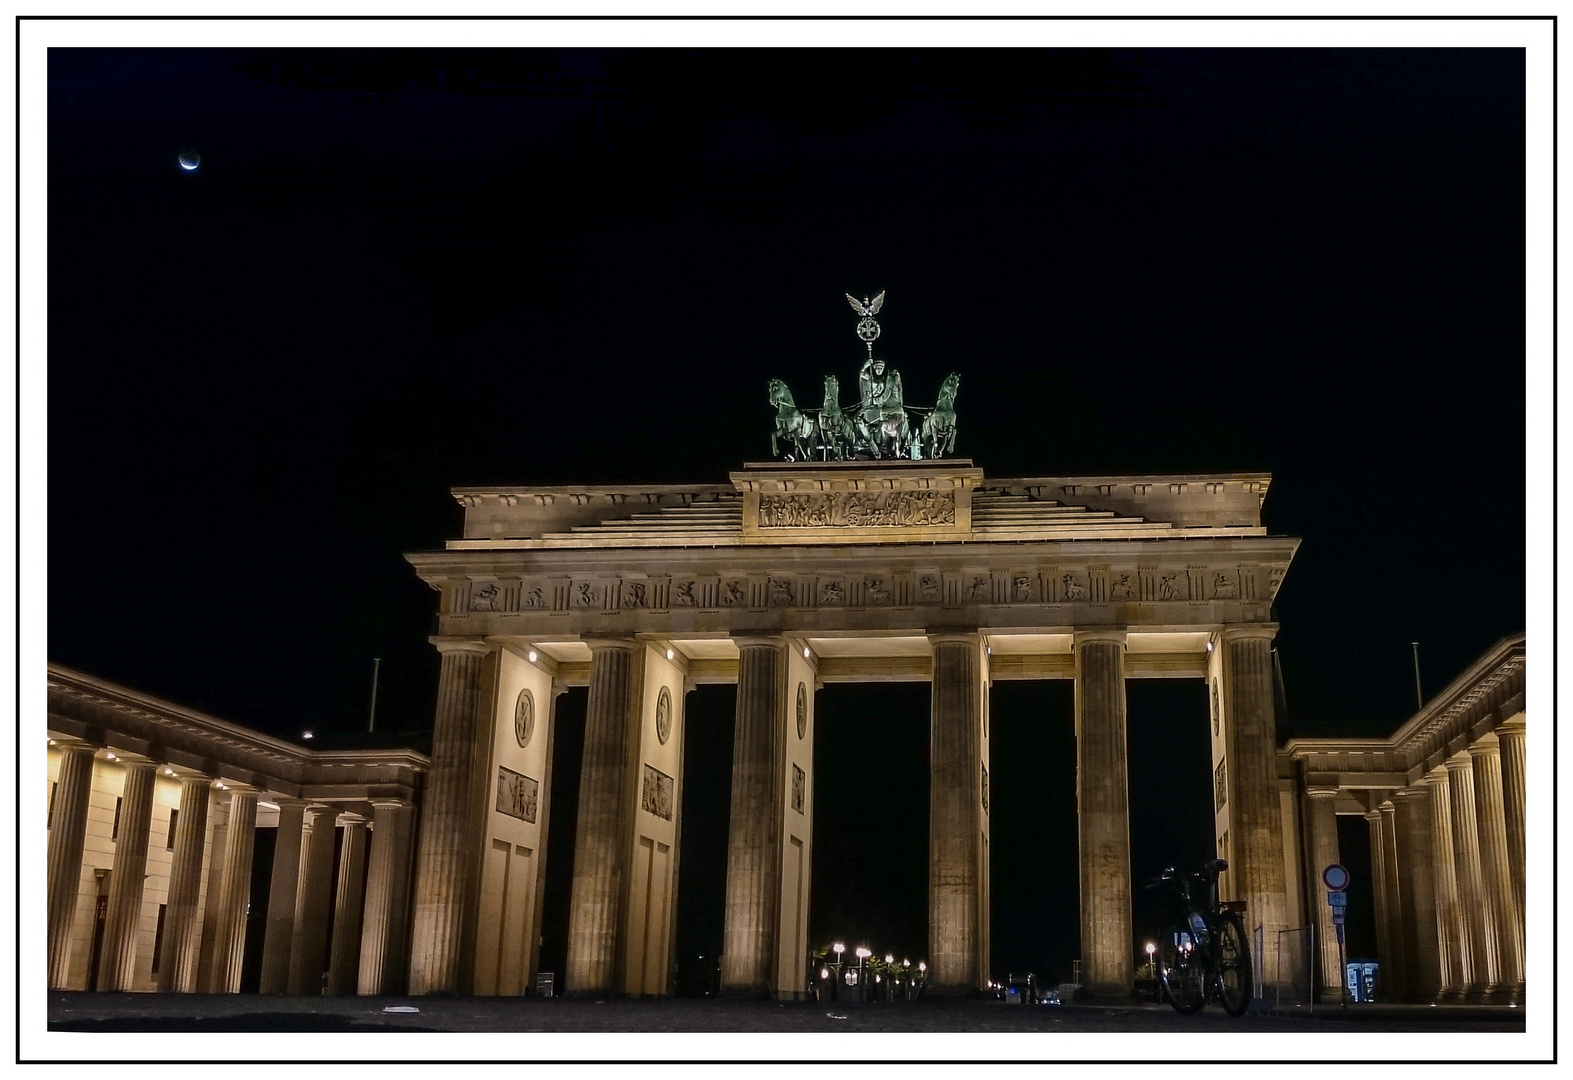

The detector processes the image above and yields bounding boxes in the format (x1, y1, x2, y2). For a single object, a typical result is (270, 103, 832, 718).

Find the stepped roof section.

(448, 460, 1274, 550)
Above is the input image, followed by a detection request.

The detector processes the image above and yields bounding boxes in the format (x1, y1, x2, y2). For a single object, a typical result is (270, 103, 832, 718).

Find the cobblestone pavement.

(46, 992, 1527, 1035)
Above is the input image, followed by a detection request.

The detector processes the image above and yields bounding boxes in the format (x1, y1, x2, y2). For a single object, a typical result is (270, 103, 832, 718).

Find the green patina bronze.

(767, 289, 960, 461)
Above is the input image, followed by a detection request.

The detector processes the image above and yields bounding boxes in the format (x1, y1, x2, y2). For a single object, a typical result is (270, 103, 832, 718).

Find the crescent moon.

(177, 151, 200, 171)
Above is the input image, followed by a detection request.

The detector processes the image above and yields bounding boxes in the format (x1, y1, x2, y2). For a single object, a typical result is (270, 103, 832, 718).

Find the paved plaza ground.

(46, 991, 1526, 1036)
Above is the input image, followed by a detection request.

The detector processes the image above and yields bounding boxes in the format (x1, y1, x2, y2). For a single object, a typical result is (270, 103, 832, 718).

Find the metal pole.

(367, 657, 382, 733)
(1411, 642, 1423, 711)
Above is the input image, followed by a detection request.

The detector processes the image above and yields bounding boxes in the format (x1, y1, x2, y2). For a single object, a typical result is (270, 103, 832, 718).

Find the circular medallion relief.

(796, 682, 808, 740)
(656, 686, 672, 745)
(514, 688, 535, 748)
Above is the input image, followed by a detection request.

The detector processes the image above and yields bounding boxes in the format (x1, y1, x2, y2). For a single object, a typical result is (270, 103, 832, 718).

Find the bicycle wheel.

(1215, 912, 1252, 1017)
(1158, 926, 1208, 1015)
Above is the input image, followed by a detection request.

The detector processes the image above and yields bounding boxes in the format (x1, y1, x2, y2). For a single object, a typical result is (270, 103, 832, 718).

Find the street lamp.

(832, 943, 845, 1001)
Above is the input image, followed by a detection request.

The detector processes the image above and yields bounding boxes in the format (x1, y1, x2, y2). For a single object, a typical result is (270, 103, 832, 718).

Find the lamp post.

(832, 943, 844, 1002)
(855, 948, 871, 1002)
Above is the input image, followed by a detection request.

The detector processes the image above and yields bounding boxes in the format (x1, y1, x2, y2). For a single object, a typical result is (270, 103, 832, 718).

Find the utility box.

(535, 971, 555, 998)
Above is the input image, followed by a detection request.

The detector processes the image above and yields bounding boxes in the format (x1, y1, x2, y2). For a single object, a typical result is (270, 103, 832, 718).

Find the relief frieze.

(758, 490, 956, 529)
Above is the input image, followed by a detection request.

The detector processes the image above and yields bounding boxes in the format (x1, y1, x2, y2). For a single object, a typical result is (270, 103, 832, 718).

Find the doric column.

(1302, 785, 1343, 1002)
(566, 637, 645, 995)
(258, 797, 307, 993)
(359, 798, 417, 995)
(1365, 809, 1392, 988)
(209, 785, 258, 993)
(1421, 769, 1464, 1001)
(1470, 737, 1523, 1003)
(288, 804, 339, 994)
(722, 637, 786, 997)
(407, 638, 493, 995)
(1392, 788, 1440, 1002)
(157, 774, 213, 992)
(1446, 754, 1496, 1002)
(97, 757, 158, 991)
(327, 813, 369, 994)
(1496, 719, 1526, 974)
(928, 632, 987, 995)
(1220, 624, 1290, 993)
(1074, 629, 1132, 998)
(1378, 801, 1408, 1000)
(46, 740, 97, 990)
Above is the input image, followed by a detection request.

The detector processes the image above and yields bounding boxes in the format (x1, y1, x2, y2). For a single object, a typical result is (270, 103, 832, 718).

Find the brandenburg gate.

(402, 457, 1301, 999)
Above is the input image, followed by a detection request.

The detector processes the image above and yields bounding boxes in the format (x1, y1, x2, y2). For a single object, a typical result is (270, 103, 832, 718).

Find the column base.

(1484, 983, 1521, 1006)
(1316, 988, 1346, 1005)
(1438, 987, 1468, 1004)
(1463, 986, 1493, 1005)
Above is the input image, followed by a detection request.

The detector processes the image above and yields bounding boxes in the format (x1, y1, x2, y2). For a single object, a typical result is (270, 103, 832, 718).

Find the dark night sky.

(45, 45, 1529, 985)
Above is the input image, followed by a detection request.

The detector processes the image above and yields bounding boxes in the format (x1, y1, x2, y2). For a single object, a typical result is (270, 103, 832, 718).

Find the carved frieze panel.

(1157, 572, 1184, 601)
(1268, 567, 1285, 600)
(470, 582, 500, 612)
(641, 763, 675, 821)
(521, 583, 548, 610)
(818, 578, 845, 606)
(1214, 758, 1227, 812)
(1210, 571, 1238, 600)
(981, 762, 990, 813)
(792, 763, 806, 814)
(497, 766, 539, 824)
(917, 573, 943, 603)
(757, 490, 956, 529)
(1061, 571, 1088, 601)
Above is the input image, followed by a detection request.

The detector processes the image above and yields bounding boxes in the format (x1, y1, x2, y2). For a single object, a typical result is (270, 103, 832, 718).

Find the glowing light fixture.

(803, 646, 810, 658)
(302, 731, 313, 740)
(885, 954, 894, 964)
(919, 962, 926, 972)
(529, 650, 538, 662)
(1207, 640, 1215, 653)
(855, 947, 871, 959)
(667, 649, 674, 660)
(833, 943, 844, 956)
(105, 753, 117, 761)
(47, 738, 54, 745)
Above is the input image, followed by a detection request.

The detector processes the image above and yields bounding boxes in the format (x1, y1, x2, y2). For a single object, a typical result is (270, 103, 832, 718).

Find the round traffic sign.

(1322, 863, 1351, 890)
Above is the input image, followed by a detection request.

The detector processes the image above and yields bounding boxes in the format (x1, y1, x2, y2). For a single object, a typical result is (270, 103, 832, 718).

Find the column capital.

(102, 750, 157, 769)
(1305, 785, 1341, 799)
(47, 736, 97, 753)
(1467, 735, 1501, 759)
(1444, 752, 1475, 774)
(161, 765, 211, 784)
(1364, 808, 1383, 822)
(730, 634, 786, 650)
(429, 636, 494, 657)
(301, 802, 340, 823)
(1420, 768, 1450, 788)
(1378, 800, 1397, 815)
(1072, 628, 1127, 648)
(337, 811, 369, 828)
(369, 797, 411, 811)
(1220, 623, 1280, 644)
(1393, 787, 1429, 803)
(269, 795, 309, 809)
(582, 634, 640, 653)
(1496, 715, 1526, 737)
(927, 630, 982, 647)
(218, 782, 260, 797)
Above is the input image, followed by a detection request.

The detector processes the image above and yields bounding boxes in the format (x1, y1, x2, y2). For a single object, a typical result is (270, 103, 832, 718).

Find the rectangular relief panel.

(496, 767, 539, 824)
(641, 764, 675, 822)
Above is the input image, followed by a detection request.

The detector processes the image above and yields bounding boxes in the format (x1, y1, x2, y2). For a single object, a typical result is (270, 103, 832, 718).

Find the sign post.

(1322, 864, 1351, 1009)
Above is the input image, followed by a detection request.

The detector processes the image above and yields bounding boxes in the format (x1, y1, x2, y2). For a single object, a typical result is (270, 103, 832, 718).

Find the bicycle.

(1146, 858, 1252, 1017)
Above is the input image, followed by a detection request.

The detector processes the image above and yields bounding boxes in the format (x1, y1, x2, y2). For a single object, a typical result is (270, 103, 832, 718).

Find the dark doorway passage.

(988, 680, 1077, 986)
(808, 682, 930, 967)
(1127, 679, 1214, 961)
(1336, 814, 1377, 961)
(537, 687, 587, 990)
(239, 825, 277, 992)
(671, 684, 736, 996)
